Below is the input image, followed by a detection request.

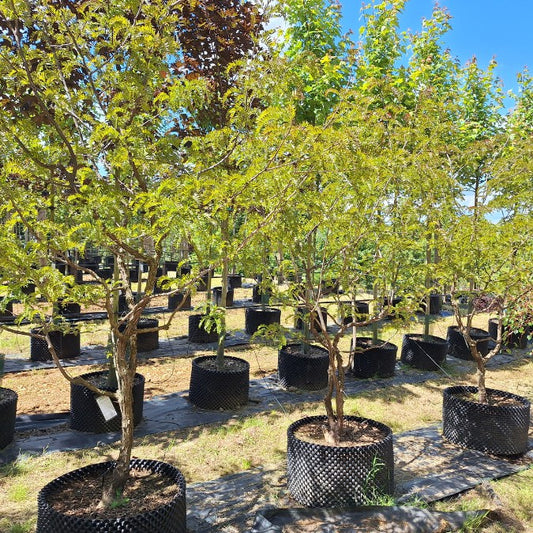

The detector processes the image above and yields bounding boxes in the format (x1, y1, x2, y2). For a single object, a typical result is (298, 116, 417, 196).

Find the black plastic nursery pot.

(30, 327, 81, 361)
(163, 260, 179, 273)
(252, 284, 272, 304)
(228, 273, 242, 289)
(0, 387, 18, 449)
(287, 415, 394, 507)
(70, 371, 145, 433)
(168, 292, 192, 311)
(351, 337, 397, 378)
(400, 333, 447, 371)
(212, 287, 234, 307)
(419, 294, 442, 315)
(0, 300, 14, 321)
(488, 318, 529, 349)
(55, 300, 82, 316)
(36, 458, 186, 533)
(245, 307, 281, 335)
(443, 386, 531, 456)
(446, 326, 490, 360)
(188, 356, 249, 410)
(188, 314, 218, 343)
(119, 318, 159, 353)
(342, 301, 369, 325)
(295, 306, 327, 333)
(278, 344, 329, 391)
(197, 271, 210, 291)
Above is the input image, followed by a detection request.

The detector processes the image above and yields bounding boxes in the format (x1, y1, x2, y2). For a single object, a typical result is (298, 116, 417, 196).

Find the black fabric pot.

(22, 282, 36, 295)
(119, 318, 159, 353)
(37, 458, 186, 533)
(447, 326, 490, 360)
(278, 344, 329, 390)
(252, 284, 272, 304)
(99, 267, 113, 280)
(188, 356, 249, 410)
(429, 294, 442, 315)
(164, 260, 179, 273)
(0, 388, 18, 449)
(30, 327, 81, 361)
(55, 300, 81, 317)
(197, 271, 210, 292)
(383, 297, 402, 319)
(168, 292, 192, 311)
(419, 294, 442, 315)
(400, 333, 447, 371)
(228, 274, 242, 289)
(295, 306, 327, 333)
(351, 337, 397, 378)
(118, 293, 128, 314)
(287, 415, 394, 507)
(128, 267, 139, 283)
(137, 318, 159, 352)
(245, 307, 281, 335)
(212, 287, 234, 307)
(70, 371, 145, 433)
(188, 314, 218, 343)
(342, 301, 369, 325)
(0, 299, 14, 321)
(488, 318, 529, 349)
(443, 386, 531, 456)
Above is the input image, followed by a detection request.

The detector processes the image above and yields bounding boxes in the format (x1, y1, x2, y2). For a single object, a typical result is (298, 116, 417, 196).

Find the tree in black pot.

(0, 0, 263, 525)
(437, 60, 532, 456)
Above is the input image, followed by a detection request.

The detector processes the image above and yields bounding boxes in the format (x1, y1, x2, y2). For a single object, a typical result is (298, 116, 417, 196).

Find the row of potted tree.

(0, 0, 531, 529)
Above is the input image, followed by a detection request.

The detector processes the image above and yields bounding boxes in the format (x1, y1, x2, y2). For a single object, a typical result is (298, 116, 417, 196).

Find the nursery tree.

(404, 4, 460, 336)
(436, 58, 526, 403)
(280, 0, 351, 125)
(0, 0, 222, 507)
(488, 69, 533, 346)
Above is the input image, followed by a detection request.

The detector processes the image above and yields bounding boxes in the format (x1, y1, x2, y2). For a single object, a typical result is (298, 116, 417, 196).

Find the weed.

(361, 455, 394, 506)
(7, 483, 29, 503)
(459, 511, 489, 532)
(110, 490, 130, 509)
(0, 520, 35, 533)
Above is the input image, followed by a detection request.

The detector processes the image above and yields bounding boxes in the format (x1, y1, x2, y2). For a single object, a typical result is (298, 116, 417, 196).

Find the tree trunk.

(98, 339, 135, 508)
(216, 218, 229, 369)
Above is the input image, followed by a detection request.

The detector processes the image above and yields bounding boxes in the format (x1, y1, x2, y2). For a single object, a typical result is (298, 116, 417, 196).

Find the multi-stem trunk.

(323, 342, 345, 445)
(98, 336, 135, 508)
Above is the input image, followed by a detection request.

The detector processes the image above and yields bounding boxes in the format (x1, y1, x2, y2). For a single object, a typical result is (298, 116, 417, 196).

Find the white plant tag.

(95, 395, 118, 422)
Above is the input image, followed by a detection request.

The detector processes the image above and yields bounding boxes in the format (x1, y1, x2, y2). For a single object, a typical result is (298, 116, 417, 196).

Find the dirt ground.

(1, 282, 503, 417)
(2, 345, 279, 416)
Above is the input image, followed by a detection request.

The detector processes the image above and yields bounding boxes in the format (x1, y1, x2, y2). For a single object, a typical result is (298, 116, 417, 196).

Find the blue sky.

(340, 0, 532, 97)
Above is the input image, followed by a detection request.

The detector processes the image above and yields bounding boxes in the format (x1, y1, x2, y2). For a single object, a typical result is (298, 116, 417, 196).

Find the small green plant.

(361, 455, 395, 506)
(110, 490, 130, 510)
(459, 511, 489, 532)
(198, 304, 225, 335)
(1, 520, 35, 533)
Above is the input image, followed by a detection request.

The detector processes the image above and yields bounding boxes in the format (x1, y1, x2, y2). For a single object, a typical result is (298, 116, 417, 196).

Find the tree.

(0, 0, 214, 508)
(436, 57, 527, 403)
(279, 0, 351, 125)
